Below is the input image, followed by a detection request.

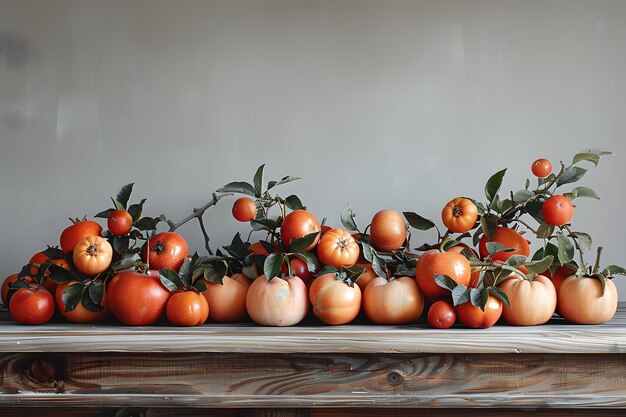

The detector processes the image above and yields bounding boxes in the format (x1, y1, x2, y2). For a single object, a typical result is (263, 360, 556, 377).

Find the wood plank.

(313, 410, 626, 417)
(1, 304, 626, 354)
(1, 352, 626, 408)
(0, 409, 238, 417)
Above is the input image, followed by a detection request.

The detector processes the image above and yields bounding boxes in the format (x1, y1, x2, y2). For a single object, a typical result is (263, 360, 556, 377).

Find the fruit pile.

(2, 150, 624, 328)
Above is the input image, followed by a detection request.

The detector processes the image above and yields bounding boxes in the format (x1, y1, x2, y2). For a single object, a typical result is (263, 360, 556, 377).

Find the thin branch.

(197, 215, 213, 255)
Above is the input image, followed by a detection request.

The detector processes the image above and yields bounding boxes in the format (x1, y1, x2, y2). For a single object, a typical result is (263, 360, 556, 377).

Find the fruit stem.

(563, 224, 586, 270)
(593, 246, 603, 274)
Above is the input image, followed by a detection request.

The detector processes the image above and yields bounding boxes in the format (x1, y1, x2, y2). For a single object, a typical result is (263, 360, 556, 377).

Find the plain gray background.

(1, 0, 625, 293)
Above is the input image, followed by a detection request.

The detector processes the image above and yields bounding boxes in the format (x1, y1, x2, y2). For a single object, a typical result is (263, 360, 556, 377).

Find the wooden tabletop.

(2, 303, 626, 354)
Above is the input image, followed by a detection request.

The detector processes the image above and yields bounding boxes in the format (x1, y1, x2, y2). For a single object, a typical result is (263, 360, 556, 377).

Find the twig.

(167, 192, 233, 255)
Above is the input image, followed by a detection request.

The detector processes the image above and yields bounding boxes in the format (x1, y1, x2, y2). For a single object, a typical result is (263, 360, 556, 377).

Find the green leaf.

(556, 166, 587, 187)
(253, 164, 266, 197)
(250, 218, 278, 232)
(470, 288, 488, 310)
(159, 269, 182, 291)
(556, 232, 575, 265)
(48, 263, 79, 283)
(242, 265, 256, 280)
(486, 242, 514, 256)
(112, 254, 142, 273)
(403, 211, 435, 231)
(61, 282, 84, 313)
(525, 255, 554, 275)
(128, 199, 147, 222)
(316, 265, 339, 277)
(41, 247, 64, 260)
(536, 222, 555, 239)
(110, 197, 125, 211)
(569, 231, 592, 250)
(268, 175, 300, 190)
(573, 152, 600, 166)
(216, 181, 256, 196)
(263, 253, 284, 280)
(95, 208, 115, 219)
(485, 168, 507, 204)
(285, 195, 305, 211)
(202, 264, 226, 284)
(506, 255, 528, 267)
(602, 265, 626, 277)
(435, 274, 458, 292)
(223, 233, 248, 259)
(441, 239, 463, 252)
(341, 205, 359, 231)
(480, 213, 498, 239)
(513, 189, 534, 206)
(565, 186, 599, 200)
(460, 248, 478, 262)
(526, 201, 545, 223)
(288, 231, 320, 252)
(111, 236, 130, 255)
(194, 279, 208, 292)
(135, 217, 160, 231)
(525, 178, 531, 190)
(84, 282, 104, 312)
(116, 183, 134, 209)
(179, 258, 192, 286)
(292, 251, 318, 274)
(487, 287, 511, 308)
(592, 273, 607, 295)
(451, 285, 471, 306)
(371, 254, 387, 278)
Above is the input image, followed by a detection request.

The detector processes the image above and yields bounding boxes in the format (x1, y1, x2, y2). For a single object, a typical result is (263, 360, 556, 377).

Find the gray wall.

(2, 1, 625, 292)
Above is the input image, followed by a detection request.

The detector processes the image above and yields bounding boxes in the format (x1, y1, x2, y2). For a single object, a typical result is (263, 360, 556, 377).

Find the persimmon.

(441, 198, 478, 233)
(370, 210, 407, 252)
(415, 251, 471, 299)
(232, 197, 257, 222)
(478, 227, 530, 262)
(542, 195, 574, 226)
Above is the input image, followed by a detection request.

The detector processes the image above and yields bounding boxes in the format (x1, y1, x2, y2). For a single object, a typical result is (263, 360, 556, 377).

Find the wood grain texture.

(1, 352, 626, 408)
(313, 410, 626, 417)
(2, 304, 626, 354)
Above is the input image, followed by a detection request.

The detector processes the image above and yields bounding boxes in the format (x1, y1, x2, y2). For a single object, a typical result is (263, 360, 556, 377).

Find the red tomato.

(427, 300, 456, 329)
(246, 275, 309, 326)
(108, 210, 133, 236)
(166, 290, 209, 326)
(415, 251, 471, 299)
(107, 270, 171, 325)
(542, 195, 574, 226)
(441, 198, 478, 234)
(309, 273, 362, 325)
(455, 295, 502, 329)
(316, 228, 360, 269)
(478, 227, 530, 262)
(531, 158, 552, 178)
(281, 257, 314, 283)
(280, 210, 321, 250)
(141, 232, 189, 271)
(499, 274, 556, 326)
(363, 277, 423, 324)
(557, 275, 618, 324)
(201, 273, 251, 323)
(73, 236, 113, 275)
(60, 220, 103, 253)
(1, 274, 33, 306)
(9, 286, 55, 325)
(369, 210, 407, 252)
(55, 280, 110, 323)
(232, 197, 257, 222)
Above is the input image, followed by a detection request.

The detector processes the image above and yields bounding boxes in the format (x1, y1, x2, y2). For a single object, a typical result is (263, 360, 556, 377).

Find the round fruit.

(72, 236, 113, 275)
(427, 300, 456, 329)
(166, 290, 209, 326)
(281, 257, 314, 283)
(415, 251, 471, 299)
(499, 274, 556, 326)
(108, 210, 133, 236)
(246, 275, 309, 326)
(441, 198, 478, 233)
(316, 228, 360, 269)
(354, 263, 377, 291)
(531, 158, 552, 178)
(107, 270, 171, 325)
(1, 274, 32, 306)
(29, 251, 51, 275)
(455, 295, 503, 328)
(60, 220, 103, 253)
(280, 210, 321, 250)
(363, 277, 423, 324)
(141, 232, 189, 271)
(9, 286, 55, 325)
(232, 197, 257, 222)
(445, 245, 481, 287)
(542, 195, 574, 226)
(309, 273, 362, 325)
(201, 273, 251, 322)
(478, 227, 530, 262)
(369, 210, 407, 252)
(55, 281, 110, 323)
(557, 275, 618, 324)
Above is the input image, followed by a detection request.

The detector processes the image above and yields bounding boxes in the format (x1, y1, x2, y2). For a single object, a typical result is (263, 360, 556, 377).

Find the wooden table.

(2, 303, 626, 417)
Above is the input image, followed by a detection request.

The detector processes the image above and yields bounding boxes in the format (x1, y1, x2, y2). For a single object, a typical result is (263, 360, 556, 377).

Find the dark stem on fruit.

(593, 246, 603, 274)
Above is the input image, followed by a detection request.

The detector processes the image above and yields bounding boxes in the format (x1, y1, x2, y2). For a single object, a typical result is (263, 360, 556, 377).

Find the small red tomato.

(108, 209, 133, 236)
(455, 295, 503, 329)
(9, 286, 55, 325)
(232, 197, 257, 222)
(542, 195, 574, 226)
(531, 158, 552, 178)
(427, 300, 456, 329)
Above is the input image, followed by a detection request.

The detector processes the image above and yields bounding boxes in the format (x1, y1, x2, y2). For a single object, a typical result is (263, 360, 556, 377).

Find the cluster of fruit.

(2, 150, 623, 328)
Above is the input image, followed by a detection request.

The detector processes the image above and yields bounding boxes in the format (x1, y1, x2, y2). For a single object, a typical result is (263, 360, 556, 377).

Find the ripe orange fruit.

(542, 195, 574, 226)
(415, 251, 471, 299)
(478, 227, 530, 262)
(441, 198, 478, 233)
(232, 197, 257, 222)
(531, 158, 552, 178)
(369, 210, 407, 252)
